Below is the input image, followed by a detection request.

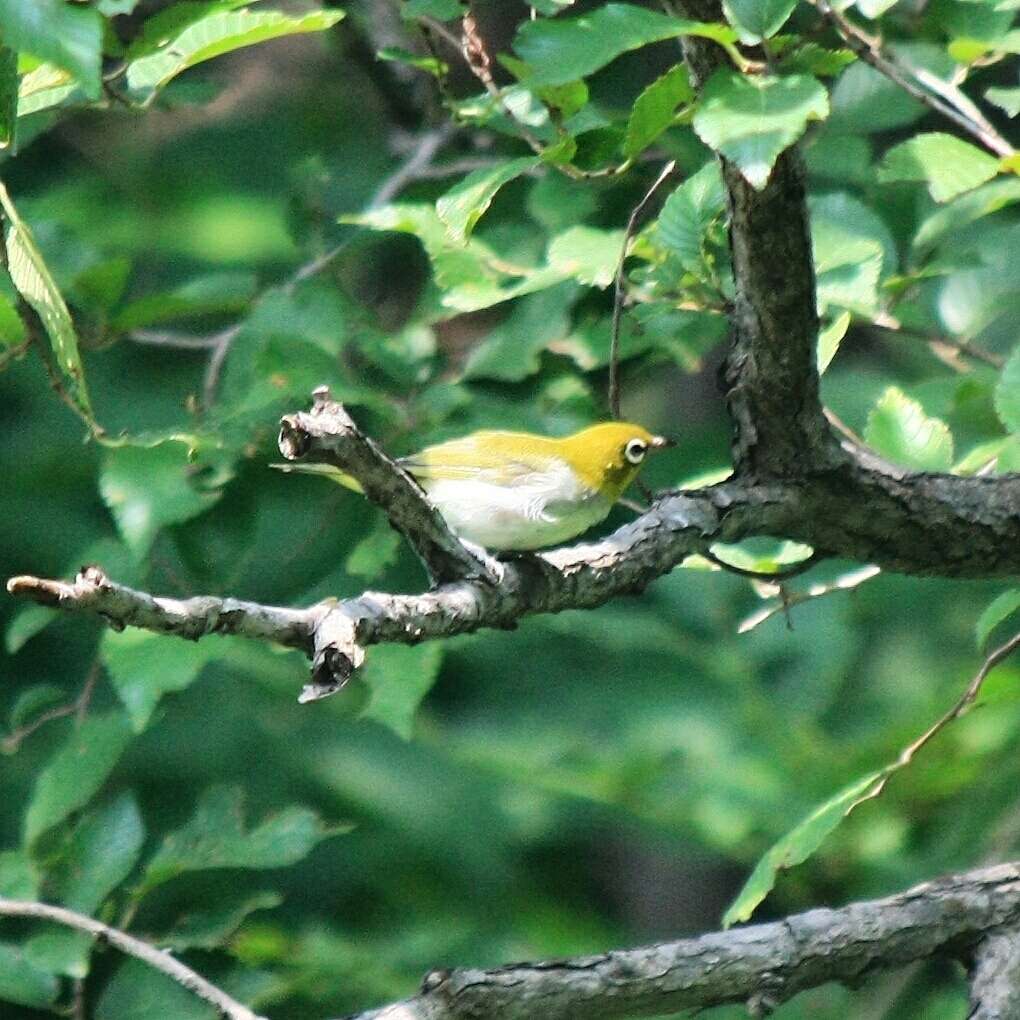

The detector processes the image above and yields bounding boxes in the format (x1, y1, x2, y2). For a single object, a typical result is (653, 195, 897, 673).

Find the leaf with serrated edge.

(693, 71, 829, 190)
(865, 386, 954, 471)
(0, 181, 92, 418)
(878, 132, 1000, 202)
(995, 345, 1020, 434)
(437, 157, 539, 241)
(624, 64, 693, 157)
(723, 771, 883, 927)
(126, 9, 344, 97)
(977, 590, 1020, 651)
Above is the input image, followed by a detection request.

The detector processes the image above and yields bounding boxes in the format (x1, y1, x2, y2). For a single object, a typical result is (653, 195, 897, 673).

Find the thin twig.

(884, 630, 1020, 779)
(200, 124, 458, 409)
(843, 630, 1020, 817)
(872, 321, 1004, 370)
(129, 329, 222, 351)
(367, 122, 457, 210)
(0, 338, 31, 369)
(200, 322, 244, 410)
(813, 0, 1014, 157)
(3, 659, 101, 753)
(420, 13, 628, 180)
(738, 564, 882, 633)
(0, 898, 266, 1020)
(701, 548, 820, 583)
(609, 160, 678, 419)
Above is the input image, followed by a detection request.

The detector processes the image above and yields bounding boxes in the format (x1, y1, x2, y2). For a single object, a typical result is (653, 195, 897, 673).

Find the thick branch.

(0, 898, 266, 1020)
(7, 482, 790, 700)
(341, 862, 1020, 1020)
(277, 387, 496, 585)
(969, 929, 1020, 1019)
(6, 565, 318, 650)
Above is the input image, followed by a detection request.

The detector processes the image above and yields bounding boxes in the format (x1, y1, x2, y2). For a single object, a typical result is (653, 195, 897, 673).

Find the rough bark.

(341, 863, 1020, 1020)
(969, 929, 1020, 1020)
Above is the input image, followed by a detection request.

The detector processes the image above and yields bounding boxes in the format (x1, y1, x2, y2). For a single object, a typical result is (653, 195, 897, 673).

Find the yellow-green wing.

(400, 431, 561, 482)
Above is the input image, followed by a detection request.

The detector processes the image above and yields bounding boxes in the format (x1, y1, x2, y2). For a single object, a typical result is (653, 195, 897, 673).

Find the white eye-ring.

(625, 438, 648, 465)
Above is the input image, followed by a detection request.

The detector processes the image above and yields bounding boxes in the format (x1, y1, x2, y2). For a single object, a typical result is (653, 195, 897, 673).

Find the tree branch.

(0, 898, 266, 1020)
(969, 929, 1020, 1020)
(276, 387, 497, 587)
(813, 0, 1015, 159)
(7, 2, 1020, 698)
(338, 862, 1020, 1020)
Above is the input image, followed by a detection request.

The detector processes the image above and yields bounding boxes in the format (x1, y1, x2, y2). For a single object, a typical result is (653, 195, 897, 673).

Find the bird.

(277, 422, 674, 552)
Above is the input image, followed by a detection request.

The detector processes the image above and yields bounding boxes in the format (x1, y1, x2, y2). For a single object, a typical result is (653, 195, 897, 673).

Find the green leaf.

(986, 85, 1020, 118)
(878, 132, 1000, 202)
(513, 3, 735, 87)
(722, 771, 883, 927)
(141, 786, 341, 892)
(74, 257, 133, 314)
(346, 515, 402, 580)
(401, 0, 463, 18)
(0, 0, 102, 98)
(828, 61, 923, 134)
(24, 931, 92, 980)
(54, 794, 145, 914)
(913, 178, 1020, 253)
(723, 0, 797, 43)
(810, 191, 897, 277)
(779, 42, 856, 77)
(24, 710, 133, 849)
(656, 161, 726, 268)
(526, 173, 595, 233)
(693, 70, 829, 190)
(464, 282, 576, 382)
(0, 46, 17, 148)
(856, 0, 899, 14)
(377, 46, 446, 78)
(360, 643, 445, 741)
(0, 942, 59, 1009)
(126, 8, 345, 99)
(865, 386, 955, 471)
(100, 442, 222, 558)
(547, 225, 624, 288)
(160, 890, 283, 951)
(97, 958, 216, 1020)
(436, 157, 539, 241)
(811, 215, 884, 315)
(817, 310, 851, 373)
(111, 271, 257, 331)
(624, 64, 693, 158)
(17, 62, 79, 118)
(98, 0, 142, 14)
(0, 850, 37, 898)
(995, 344, 1020, 433)
(0, 180, 93, 420)
(977, 590, 1020, 651)
(102, 629, 222, 731)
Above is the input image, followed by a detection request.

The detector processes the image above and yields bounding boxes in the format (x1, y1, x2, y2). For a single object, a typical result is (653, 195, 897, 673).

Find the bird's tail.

(270, 462, 364, 494)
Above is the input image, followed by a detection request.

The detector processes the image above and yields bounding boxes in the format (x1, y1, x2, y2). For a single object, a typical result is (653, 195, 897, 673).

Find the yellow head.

(556, 422, 674, 499)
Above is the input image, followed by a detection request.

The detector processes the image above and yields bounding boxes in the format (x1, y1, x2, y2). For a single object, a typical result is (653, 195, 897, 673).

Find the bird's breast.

(421, 463, 611, 551)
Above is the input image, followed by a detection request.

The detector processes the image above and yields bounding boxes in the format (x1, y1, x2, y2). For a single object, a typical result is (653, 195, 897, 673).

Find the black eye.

(625, 439, 647, 465)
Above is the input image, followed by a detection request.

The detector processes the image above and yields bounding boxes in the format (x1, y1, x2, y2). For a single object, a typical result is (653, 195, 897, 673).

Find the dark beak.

(650, 435, 677, 450)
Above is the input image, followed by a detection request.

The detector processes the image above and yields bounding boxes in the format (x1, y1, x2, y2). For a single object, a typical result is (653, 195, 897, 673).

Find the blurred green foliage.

(0, 1, 1019, 1018)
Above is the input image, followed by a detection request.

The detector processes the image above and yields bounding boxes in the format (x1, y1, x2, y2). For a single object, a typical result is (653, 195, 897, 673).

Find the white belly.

(422, 469, 612, 551)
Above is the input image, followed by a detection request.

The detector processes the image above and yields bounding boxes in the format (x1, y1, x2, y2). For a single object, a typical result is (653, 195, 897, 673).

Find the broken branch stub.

(277, 387, 497, 586)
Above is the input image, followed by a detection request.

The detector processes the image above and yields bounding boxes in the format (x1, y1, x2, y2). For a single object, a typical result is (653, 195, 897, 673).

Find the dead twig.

(610, 160, 678, 419)
(0, 898, 266, 1020)
(2, 659, 101, 754)
(813, 0, 1014, 158)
